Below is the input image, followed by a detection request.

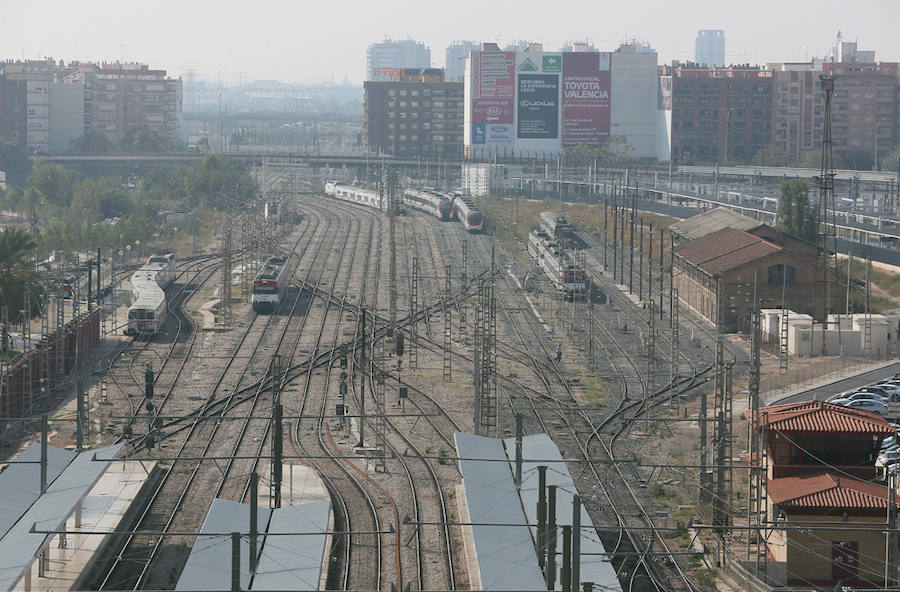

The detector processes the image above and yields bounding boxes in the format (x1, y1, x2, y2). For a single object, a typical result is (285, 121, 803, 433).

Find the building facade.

(364, 69, 463, 157)
(0, 59, 182, 152)
(673, 225, 842, 330)
(695, 30, 725, 67)
(444, 41, 478, 82)
(366, 38, 431, 81)
(753, 401, 897, 588)
(663, 63, 775, 164)
(463, 42, 667, 160)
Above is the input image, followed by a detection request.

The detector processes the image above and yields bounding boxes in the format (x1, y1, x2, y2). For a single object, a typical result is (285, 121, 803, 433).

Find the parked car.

(844, 399, 887, 414)
(877, 450, 900, 467)
(831, 392, 888, 406)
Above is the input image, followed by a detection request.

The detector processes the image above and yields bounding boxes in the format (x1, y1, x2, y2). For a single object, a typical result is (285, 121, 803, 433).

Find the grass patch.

(580, 374, 608, 407)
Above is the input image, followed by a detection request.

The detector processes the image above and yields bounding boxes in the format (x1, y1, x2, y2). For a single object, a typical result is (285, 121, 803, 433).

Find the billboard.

(561, 52, 611, 147)
(471, 51, 515, 128)
(517, 74, 559, 139)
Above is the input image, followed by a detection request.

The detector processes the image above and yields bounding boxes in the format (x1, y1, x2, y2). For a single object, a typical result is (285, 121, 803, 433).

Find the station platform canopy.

(177, 498, 330, 591)
(0, 443, 123, 591)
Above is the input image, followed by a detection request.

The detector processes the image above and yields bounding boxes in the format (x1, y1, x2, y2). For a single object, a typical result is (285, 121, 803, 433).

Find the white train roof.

(130, 269, 166, 309)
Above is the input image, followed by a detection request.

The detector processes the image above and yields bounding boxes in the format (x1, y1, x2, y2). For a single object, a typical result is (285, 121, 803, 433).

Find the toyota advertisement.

(561, 52, 611, 147)
(517, 74, 559, 139)
(471, 51, 515, 144)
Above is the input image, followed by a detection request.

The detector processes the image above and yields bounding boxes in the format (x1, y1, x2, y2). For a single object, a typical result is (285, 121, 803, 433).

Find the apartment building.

(662, 63, 775, 164)
(364, 69, 463, 157)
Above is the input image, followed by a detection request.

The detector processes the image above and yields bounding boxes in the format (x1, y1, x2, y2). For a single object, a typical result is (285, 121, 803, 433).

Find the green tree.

(187, 155, 257, 208)
(72, 177, 134, 219)
(879, 147, 900, 173)
(777, 179, 817, 242)
(70, 131, 114, 154)
(118, 126, 179, 154)
(27, 163, 76, 206)
(750, 145, 795, 167)
(0, 227, 44, 318)
(0, 138, 32, 186)
(801, 148, 850, 170)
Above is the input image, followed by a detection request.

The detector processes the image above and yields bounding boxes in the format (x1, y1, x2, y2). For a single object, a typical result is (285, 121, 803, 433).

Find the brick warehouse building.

(673, 225, 844, 331)
(363, 68, 463, 158)
(661, 63, 775, 164)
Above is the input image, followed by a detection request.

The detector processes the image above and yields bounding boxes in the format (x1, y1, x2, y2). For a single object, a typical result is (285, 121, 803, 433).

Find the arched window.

(767, 263, 795, 285)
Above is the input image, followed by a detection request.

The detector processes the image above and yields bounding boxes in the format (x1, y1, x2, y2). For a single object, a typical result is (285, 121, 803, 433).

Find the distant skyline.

(2, 0, 898, 84)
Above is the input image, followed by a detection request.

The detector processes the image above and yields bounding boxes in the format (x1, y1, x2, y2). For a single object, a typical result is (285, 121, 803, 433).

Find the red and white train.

(453, 196, 483, 233)
(527, 230, 588, 297)
(404, 188, 455, 221)
(252, 254, 291, 313)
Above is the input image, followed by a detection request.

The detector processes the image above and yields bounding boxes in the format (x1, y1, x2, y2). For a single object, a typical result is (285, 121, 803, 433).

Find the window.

(768, 264, 795, 285)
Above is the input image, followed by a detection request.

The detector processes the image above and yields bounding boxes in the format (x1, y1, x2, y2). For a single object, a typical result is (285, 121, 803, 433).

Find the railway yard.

(1, 180, 755, 592)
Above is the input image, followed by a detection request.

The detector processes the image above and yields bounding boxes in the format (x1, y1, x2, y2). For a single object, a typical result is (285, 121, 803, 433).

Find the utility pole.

(443, 264, 452, 382)
(409, 257, 418, 369)
(221, 209, 233, 327)
(385, 163, 397, 336)
(815, 70, 838, 353)
(357, 309, 367, 448)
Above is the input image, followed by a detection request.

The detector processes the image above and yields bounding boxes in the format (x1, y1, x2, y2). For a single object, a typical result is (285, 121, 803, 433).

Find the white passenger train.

(539, 211, 575, 241)
(453, 196, 483, 232)
(125, 253, 176, 337)
(252, 254, 292, 313)
(527, 230, 587, 297)
(404, 188, 455, 220)
(324, 181, 405, 214)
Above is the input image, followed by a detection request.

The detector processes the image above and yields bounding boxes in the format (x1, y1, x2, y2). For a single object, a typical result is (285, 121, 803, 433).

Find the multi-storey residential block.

(366, 38, 431, 81)
(364, 68, 463, 157)
(662, 63, 775, 164)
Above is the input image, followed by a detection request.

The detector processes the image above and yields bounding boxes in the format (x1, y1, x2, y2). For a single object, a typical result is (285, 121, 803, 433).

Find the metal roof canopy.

(505, 433, 622, 592)
(0, 443, 75, 540)
(0, 443, 123, 591)
(253, 500, 331, 590)
(176, 498, 331, 591)
(454, 432, 545, 591)
(176, 499, 272, 592)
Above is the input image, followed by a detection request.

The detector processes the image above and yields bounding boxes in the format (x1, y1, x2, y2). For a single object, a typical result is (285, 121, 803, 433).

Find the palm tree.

(0, 227, 44, 321)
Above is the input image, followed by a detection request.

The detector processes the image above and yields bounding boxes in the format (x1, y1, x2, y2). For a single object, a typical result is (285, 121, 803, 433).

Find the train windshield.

(129, 309, 155, 320)
(439, 201, 453, 214)
(468, 211, 482, 226)
(253, 283, 278, 294)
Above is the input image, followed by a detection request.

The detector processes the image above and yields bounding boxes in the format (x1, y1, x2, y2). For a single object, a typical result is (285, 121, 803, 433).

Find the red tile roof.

(757, 400, 894, 435)
(675, 227, 782, 275)
(767, 471, 899, 510)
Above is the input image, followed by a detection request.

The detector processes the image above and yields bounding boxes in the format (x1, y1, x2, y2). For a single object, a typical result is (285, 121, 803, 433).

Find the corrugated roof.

(253, 501, 330, 591)
(768, 471, 899, 510)
(676, 227, 782, 275)
(669, 207, 759, 241)
(0, 444, 75, 540)
(176, 499, 272, 591)
(0, 444, 123, 591)
(758, 400, 894, 434)
(455, 432, 545, 591)
(504, 434, 621, 591)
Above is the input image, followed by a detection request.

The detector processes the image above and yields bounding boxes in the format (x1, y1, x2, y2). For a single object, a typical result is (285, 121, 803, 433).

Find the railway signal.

(144, 363, 154, 398)
(395, 334, 404, 357)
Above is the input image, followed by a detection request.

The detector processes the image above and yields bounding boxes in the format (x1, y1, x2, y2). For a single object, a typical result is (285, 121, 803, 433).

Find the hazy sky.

(2, 0, 898, 84)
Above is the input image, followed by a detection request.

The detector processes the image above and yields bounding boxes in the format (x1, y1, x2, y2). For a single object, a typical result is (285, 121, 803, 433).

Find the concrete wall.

(784, 514, 888, 587)
(49, 82, 84, 154)
(610, 50, 659, 159)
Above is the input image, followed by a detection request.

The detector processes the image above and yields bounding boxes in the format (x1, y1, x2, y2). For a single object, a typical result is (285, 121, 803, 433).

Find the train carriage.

(454, 196, 483, 233)
(404, 188, 455, 220)
(324, 181, 405, 215)
(539, 211, 575, 241)
(252, 254, 291, 313)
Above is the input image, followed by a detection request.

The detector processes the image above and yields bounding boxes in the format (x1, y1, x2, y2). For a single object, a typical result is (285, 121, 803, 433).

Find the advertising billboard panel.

(517, 74, 559, 139)
(472, 51, 515, 127)
(561, 52, 611, 147)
